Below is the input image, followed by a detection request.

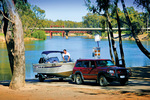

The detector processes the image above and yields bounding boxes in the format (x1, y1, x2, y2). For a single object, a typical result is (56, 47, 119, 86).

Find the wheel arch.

(74, 71, 84, 80)
(97, 71, 107, 83)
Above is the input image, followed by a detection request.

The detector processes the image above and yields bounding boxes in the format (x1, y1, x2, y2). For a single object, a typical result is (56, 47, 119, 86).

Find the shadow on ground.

(128, 66, 150, 81)
(25, 77, 150, 87)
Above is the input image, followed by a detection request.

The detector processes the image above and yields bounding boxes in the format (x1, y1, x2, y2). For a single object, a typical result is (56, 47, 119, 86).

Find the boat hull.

(33, 62, 74, 77)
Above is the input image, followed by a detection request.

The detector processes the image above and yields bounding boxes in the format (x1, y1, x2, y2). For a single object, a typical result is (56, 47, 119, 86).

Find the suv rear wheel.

(99, 75, 108, 86)
(75, 74, 83, 85)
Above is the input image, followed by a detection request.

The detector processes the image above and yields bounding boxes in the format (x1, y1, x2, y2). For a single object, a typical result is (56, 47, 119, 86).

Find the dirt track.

(0, 66, 150, 100)
(0, 78, 150, 100)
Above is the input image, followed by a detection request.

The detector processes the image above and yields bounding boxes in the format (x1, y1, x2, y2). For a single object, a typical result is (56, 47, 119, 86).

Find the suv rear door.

(82, 60, 97, 80)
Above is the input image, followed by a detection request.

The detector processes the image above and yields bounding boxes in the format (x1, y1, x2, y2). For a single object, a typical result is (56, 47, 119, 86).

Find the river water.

(0, 36, 150, 81)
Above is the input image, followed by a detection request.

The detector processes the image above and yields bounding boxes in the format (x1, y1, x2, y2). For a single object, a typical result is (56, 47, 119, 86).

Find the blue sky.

(28, 0, 142, 22)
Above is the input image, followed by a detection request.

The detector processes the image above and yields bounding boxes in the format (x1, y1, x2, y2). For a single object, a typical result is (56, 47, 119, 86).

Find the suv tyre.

(75, 74, 83, 85)
(99, 75, 108, 86)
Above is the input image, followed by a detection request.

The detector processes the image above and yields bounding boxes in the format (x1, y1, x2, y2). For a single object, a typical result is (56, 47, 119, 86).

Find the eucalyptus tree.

(134, 0, 150, 36)
(114, 0, 125, 67)
(85, 0, 119, 65)
(134, 0, 150, 14)
(121, 0, 150, 59)
(1, 0, 26, 89)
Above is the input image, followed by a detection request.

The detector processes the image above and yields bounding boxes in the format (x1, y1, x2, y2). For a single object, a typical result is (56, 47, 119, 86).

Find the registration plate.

(120, 75, 125, 78)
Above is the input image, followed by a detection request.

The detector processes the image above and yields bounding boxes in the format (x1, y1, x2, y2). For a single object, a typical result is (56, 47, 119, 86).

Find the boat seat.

(46, 57, 59, 63)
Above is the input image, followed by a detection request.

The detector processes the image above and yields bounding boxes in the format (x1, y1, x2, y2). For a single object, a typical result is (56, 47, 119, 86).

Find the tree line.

(1, 1, 149, 39)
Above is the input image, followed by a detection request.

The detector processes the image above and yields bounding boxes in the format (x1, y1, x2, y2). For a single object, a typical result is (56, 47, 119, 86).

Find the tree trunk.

(2, 12, 14, 74)
(4, 0, 26, 89)
(107, 24, 115, 63)
(115, 3, 126, 67)
(105, 11, 119, 66)
(121, 0, 150, 59)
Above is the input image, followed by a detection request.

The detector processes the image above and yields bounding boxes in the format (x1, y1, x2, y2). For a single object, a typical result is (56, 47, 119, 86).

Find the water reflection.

(0, 36, 150, 81)
(0, 43, 12, 81)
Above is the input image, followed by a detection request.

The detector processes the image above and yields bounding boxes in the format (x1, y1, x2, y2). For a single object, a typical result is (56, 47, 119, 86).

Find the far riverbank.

(0, 33, 149, 42)
(46, 33, 149, 41)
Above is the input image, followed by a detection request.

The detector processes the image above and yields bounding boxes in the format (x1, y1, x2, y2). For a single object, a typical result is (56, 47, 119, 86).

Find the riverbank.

(0, 36, 41, 42)
(0, 66, 150, 100)
(84, 33, 150, 41)
(0, 33, 149, 42)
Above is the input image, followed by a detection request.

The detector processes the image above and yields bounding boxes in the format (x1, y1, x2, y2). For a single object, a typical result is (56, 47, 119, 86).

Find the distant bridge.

(37, 27, 131, 31)
(32, 27, 150, 38)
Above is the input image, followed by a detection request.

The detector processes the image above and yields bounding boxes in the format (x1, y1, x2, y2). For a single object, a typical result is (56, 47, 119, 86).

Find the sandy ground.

(0, 67, 150, 100)
(0, 66, 150, 100)
(0, 79, 150, 100)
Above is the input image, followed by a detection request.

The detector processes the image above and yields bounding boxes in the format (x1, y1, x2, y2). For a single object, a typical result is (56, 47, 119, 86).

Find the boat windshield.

(42, 53, 63, 61)
(96, 60, 115, 67)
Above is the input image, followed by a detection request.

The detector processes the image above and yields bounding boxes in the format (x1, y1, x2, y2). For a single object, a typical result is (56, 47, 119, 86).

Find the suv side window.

(90, 61, 95, 68)
(83, 61, 89, 68)
(75, 61, 82, 67)
(96, 60, 106, 67)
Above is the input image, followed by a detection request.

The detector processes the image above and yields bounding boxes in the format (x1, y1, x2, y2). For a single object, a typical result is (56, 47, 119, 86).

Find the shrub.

(101, 32, 108, 37)
(121, 31, 131, 34)
(31, 30, 46, 40)
(24, 29, 31, 37)
(129, 36, 132, 40)
(0, 33, 4, 36)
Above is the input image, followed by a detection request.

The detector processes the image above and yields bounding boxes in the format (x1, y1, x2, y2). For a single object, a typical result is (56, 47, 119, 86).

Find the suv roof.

(77, 59, 111, 61)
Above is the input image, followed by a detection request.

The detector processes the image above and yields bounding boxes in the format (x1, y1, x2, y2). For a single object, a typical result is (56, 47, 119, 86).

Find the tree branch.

(0, 10, 14, 23)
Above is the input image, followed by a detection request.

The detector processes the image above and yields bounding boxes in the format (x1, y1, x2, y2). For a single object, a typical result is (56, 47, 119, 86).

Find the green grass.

(0, 33, 4, 36)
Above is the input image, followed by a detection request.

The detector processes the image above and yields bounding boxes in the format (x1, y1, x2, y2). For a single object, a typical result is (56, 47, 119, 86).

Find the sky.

(28, 0, 143, 22)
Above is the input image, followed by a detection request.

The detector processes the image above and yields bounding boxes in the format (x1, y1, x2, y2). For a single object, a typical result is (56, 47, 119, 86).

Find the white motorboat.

(33, 51, 75, 81)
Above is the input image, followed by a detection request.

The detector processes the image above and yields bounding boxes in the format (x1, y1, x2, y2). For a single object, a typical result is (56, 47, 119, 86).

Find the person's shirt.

(62, 52, 70, 61)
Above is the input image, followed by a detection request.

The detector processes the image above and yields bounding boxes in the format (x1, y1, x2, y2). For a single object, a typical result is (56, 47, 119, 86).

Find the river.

(0, 36, 150, 81)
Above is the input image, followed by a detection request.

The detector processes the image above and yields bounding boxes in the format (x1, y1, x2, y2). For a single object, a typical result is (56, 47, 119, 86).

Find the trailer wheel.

(59, 77, 63, 81)
(39, 75, 45, 82)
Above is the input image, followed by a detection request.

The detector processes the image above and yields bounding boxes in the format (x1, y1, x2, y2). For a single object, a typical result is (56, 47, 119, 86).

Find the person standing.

(62, 49, 71, 61)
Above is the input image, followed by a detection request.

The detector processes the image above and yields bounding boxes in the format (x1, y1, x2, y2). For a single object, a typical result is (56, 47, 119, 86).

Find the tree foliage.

(82, 6, 148, 34)
(5, 0, 149, 39)
(32, 30, 46, 40)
